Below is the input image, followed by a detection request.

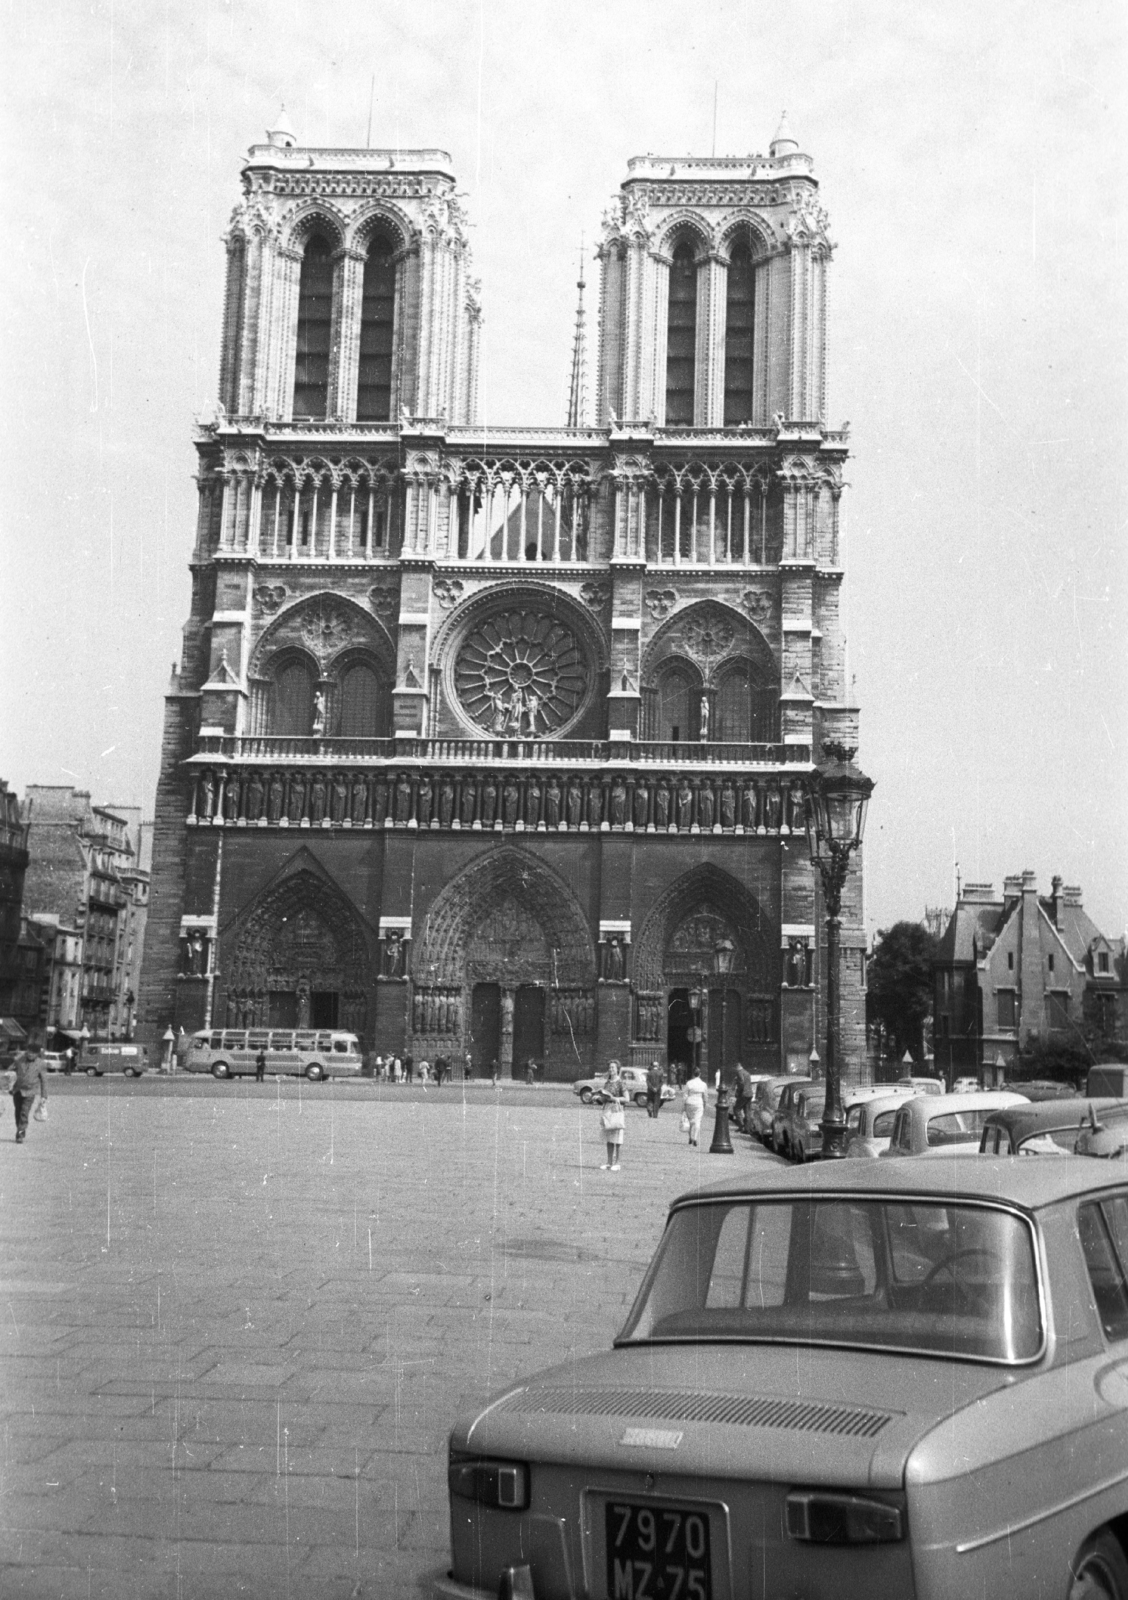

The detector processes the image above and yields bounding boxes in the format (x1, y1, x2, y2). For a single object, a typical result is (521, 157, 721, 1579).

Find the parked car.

(437, 1159, 1128, 1600)
(571, 1067, 674, 1108)
(1088, 1066, 1128, 1100)
(896, 1075, 945, 1096)
(748, 1075, 805, 1143)
(40, 1051, 68, 1072)
(78, 1042, 150, 1077)
(881, 1089, 1028, 1158)
(774, 1086, 826, 1162)
(980, 1100, 1128, 1157)
(769, 1078, 816, 1153)
(843, 1087, 920, 1159)
(953, 1076, 980, 1093)
(1004, 1078, 1086, 1103)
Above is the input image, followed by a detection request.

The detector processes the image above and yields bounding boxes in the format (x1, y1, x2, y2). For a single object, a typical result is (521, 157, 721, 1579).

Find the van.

(79, 1042, 149, 1077)
(1086, 1064, 1128, 1099)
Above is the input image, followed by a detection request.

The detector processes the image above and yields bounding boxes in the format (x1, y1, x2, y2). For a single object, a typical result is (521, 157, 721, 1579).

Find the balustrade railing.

(192, 733, 807, 767)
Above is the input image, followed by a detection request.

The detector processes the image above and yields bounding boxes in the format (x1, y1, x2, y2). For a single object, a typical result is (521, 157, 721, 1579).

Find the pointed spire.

(267, 104, 297, 149)
(770, 110, 798, 158)
(566, 238, 588, 428)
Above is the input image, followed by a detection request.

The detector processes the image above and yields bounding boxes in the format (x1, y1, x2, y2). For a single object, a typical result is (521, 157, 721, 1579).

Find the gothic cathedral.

(139, 111, 866, 1081)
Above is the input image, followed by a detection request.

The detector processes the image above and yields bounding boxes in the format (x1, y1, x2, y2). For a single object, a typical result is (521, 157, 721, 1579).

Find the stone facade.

(138, 117, 867, 1081)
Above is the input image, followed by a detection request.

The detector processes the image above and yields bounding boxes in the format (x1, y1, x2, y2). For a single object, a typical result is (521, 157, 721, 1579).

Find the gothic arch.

(642, 598, 776, 687)
(633, 863, 776, 992)
(655, 214, 715, 260)
(223, 864, 374, 1033)
(251, 591, 395, 679)
(281, 202, 347, 255)
(716, 214, 777, 263)
(412, 846, 595, 988)
(350, 202, 415, 256)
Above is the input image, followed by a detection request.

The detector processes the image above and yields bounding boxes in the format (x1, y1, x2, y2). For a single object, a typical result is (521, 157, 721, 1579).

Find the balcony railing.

(192, 733, 807, 768)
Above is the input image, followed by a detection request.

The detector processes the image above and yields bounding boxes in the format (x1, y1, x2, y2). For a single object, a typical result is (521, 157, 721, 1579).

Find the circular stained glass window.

(454, 609, 589, 737)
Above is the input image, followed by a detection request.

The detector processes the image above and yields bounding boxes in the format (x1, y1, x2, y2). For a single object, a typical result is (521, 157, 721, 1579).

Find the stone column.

(701, 252, 728, 428)
(334, 246, 367, 423)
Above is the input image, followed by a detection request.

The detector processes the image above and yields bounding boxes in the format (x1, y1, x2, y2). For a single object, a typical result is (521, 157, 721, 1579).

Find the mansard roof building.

(139, 114, 866, 1080)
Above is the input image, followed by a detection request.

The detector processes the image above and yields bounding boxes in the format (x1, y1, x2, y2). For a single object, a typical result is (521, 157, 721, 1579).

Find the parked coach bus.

(184, 1029, 363, 1081)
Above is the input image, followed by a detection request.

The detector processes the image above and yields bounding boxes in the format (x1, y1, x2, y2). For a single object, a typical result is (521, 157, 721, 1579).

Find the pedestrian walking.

(490, 1058, 499, 1087)
(681, 1070, 709, 1147)
(391, 1054, 402, 1083)
(525, 1057, 536, 1086)
(731, 1063, 752, 1133)
(645, 1059, 665, 1119)
(255, 1047, 267, 1082)
(7, 1049, 48, 1144)
(405, 1054, 414, 1084)
(434, 1055, 447, 1087)
(418, 1059, 430, 1084)
(600, 1061, 628, 1171)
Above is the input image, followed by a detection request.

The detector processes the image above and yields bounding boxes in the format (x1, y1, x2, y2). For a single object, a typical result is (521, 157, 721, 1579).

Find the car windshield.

(925, 1109, 993, 1146)
(618, 1197, 1042, 1364)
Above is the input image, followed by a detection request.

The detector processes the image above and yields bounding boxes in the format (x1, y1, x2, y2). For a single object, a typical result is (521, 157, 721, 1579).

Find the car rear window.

(871, 1110, 899, 1139)
(926, 1110, 992, 1147)
(619, 1197, 1042, 1364)
(1079, 1197, 1128, 1342)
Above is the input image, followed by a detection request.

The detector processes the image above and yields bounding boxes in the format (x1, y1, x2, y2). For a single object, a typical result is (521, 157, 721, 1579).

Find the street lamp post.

(687, 982, 705, 1082)
(803, 742, 875, 1160)
(708, 937, 736, 1154)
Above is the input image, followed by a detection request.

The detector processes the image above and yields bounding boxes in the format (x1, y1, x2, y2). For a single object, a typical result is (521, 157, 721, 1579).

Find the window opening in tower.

(724, 241, 756, 426)
(293, 235, 333, 419)
(357, 235, 395, 422)
(665, 241, 697, 426)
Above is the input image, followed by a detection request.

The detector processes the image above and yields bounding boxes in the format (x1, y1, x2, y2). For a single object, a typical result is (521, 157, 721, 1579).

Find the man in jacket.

(8, 1049, 48, 1143)
(646, 1060, 665, 1119)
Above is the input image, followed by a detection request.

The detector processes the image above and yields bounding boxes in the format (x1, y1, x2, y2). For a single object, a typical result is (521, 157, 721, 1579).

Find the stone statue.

(383, 932, 404, 978)
(372, 777, 388, 825)
(655, 782, 671, 828)
(604, 936, 625, 982)
(633, 783, 649, 828)
(309, 773, 327, 823)
(788, 782, 807, 832)
(350, 774, 367, 824)
(199, 771, 215, 819)
(417, 776, 433, 827)
(331, 774, 348, 823)
(313, 688, 326, 736)
(698, 783, 715, 830)
(525, 778, 541, 827)
(677, 779, 694, 829)
(481, 777, 498, 825)
(222, 775, 240, 822)
(184, 929, 207, 976)
(545, 778, 561, 828)
(764, 783, 783, 831)
(565, 779, 582, 829)
(720, 782, 736, 830)
(502, 780, 519, 826)
(460, 778, 477, 826)
(394, 773, 412, 823)
(287, 772, 306, 822)
(267, 773, 284, 822)
(246, 772, 265, 822)
(587, 783, 603, 828)
(700, 693, 710, 740)
(610, 779, 627, 827)
(439, 777, 455, 828)
(741, 781, 758, 830)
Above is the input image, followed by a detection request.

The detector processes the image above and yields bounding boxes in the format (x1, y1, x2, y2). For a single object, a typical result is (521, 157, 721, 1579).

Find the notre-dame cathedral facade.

(139, 111, 867, 1081)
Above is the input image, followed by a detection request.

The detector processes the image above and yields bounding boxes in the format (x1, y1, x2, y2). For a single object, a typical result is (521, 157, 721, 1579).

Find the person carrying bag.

(599, 1061, 628, 1171)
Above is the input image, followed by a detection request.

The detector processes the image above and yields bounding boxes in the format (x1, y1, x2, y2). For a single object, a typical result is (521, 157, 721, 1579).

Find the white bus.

(184, 1028, 363, 1081)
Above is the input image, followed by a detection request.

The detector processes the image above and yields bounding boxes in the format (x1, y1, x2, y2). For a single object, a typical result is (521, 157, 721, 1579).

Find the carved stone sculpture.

(454, 607, 588, 736)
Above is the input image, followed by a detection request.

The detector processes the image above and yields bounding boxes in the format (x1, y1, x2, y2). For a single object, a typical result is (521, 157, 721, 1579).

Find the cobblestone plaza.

(0, 1081, 775, 1598)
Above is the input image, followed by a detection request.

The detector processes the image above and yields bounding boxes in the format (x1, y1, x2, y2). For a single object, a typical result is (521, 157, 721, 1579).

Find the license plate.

(605, 1501, 711, 1600)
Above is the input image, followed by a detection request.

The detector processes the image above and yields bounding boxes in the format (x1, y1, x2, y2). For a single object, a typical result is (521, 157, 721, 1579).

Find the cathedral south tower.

(140, 114, 865, 1085)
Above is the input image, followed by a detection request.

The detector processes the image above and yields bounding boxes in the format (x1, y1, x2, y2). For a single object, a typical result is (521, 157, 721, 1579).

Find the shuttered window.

(657, 665, 699, 742)
(293, 235, 333, 419)
(271, 661, 315, 737)
(356, 236, 395, 421)
(723, 242, 755, 425)
(665, 243, 697, 426)
(338, 663, 387, 737)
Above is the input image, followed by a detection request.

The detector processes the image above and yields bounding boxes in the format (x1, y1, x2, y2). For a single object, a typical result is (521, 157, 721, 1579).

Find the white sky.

(2, 0, 1125, 939)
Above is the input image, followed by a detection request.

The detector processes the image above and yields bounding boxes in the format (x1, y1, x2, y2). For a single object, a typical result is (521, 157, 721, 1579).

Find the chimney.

(1063, 885, 1084, 909)
(1050, 875, 1063, 928)
(962, 883, 996, 905)
(1003, 874, 1023, 907)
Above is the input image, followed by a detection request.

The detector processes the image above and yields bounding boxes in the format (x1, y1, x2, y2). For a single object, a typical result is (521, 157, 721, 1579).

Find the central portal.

(513, 985, 545, 1073)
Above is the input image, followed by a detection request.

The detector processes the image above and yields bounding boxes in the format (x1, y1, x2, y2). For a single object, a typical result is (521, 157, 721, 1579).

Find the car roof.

(671, 1155, 1128, 1213)
(906, 1090, 1026, 1119)
(982, 1099, 1128, 1139)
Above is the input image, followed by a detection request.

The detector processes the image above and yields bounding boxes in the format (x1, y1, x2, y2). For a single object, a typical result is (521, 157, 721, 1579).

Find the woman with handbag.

(681, 1069, 709, 1147)
(599, 1062, 628, 1171)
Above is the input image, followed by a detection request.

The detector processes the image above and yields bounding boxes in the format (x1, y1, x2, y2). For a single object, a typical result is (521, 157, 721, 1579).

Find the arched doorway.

(412, 847, 595, 1079)
(633, 865, 778, 1077)
(223, 868, 372, 1035)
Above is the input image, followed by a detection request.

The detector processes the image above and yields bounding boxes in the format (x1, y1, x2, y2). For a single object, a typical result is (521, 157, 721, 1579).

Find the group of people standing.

(369, 1054, 451, 1085)
(596, 1056, 758, 1167)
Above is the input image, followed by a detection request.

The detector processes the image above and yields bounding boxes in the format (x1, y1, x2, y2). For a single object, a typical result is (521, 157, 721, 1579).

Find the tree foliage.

(867, 921, 938, 1064)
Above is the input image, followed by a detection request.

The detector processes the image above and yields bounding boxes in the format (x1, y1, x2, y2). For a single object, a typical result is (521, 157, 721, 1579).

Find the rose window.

(455, 609, 588, 736)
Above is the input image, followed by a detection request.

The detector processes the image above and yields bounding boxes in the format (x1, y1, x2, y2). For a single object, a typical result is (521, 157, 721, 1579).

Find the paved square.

(0, 1083, 774, 1598)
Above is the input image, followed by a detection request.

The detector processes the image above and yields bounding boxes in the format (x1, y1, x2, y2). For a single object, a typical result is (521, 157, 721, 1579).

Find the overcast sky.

(2, 0, 1125, 939)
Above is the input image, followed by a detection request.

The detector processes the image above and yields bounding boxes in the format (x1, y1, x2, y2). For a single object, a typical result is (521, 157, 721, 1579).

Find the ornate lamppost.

(687, 982, 705, 1083)
(803, 742, 874, 1159)
(708, 937, 736, 1154)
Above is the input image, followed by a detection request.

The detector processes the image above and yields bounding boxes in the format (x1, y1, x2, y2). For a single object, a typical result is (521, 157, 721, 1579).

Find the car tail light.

(786, 1490, 904, 1545)
(448, 1451, 529, 1510)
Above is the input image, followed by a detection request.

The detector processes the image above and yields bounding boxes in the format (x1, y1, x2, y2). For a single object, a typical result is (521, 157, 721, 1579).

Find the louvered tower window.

(665, 242, 697, 426)
(293, 235, 333, 419)
(723, 242, 755, 425)
(356, 235, 396, 422)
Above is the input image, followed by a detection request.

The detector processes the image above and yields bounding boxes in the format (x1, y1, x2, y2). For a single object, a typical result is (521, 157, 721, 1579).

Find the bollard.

(709, 1084, 735, 1154)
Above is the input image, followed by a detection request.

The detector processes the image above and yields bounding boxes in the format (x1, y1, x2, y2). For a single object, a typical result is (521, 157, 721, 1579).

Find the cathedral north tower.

(140, 114, 864, 1087)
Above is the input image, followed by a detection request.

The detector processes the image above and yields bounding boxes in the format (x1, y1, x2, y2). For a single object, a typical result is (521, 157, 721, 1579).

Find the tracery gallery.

(138, 116, 868, 1079)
